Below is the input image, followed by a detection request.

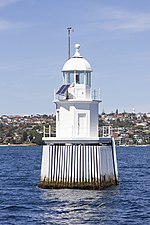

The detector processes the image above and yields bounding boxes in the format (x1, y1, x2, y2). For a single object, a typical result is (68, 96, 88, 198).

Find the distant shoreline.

(0, 143, 38, 147)
(117, 144, 150, 147)
(0, 144, 149, 147)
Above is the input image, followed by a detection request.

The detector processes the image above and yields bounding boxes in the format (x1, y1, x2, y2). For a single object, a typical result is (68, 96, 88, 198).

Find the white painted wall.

(55, 101, 99, 138)
(90, 103, 99, 137)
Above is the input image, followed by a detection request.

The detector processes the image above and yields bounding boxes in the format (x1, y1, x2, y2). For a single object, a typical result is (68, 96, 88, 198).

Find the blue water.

(0, 146, 149, 225)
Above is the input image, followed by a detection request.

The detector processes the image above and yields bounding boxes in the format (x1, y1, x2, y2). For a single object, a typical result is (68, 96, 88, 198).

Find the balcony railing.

(43, 125, 112, 138)
(43, 125, 52, 138)
(99, 126, 112, 137)
(53, 87, 101, 101)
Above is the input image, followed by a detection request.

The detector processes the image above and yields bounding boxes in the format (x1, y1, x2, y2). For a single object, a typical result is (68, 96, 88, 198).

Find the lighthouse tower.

(39, 44, 118, 189)
(56, 44, 99, 140)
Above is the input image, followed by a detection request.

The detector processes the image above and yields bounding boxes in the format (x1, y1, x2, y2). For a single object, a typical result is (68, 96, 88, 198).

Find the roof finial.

(74, 43, 81, 57)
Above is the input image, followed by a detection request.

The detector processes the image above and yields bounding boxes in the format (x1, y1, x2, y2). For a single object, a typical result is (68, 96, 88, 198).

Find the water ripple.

(0, 146, 150, 224)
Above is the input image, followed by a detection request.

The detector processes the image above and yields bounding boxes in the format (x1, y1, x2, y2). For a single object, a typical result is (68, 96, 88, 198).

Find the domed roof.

(62, 44, 92, 72)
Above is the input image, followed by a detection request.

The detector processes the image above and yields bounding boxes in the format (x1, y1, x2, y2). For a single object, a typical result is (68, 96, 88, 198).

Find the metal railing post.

(43, 126, 45, 138)
(49, 125, 51, 137)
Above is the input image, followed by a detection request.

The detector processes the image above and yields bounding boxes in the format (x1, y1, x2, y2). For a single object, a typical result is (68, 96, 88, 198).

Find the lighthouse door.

(78, 113, 86, 136)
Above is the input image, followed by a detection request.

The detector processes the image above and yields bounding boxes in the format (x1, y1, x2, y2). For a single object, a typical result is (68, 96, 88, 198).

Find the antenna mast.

(67, 27, 72, 60)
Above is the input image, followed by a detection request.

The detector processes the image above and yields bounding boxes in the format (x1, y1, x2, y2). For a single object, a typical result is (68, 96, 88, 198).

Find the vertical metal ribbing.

(54, 146, 58, 181)
(91, 146, 95, 182)
(79, 145, 81, 182)
(51, 145, 55, 182)
(97, 146, 100, 184)
(105, 147, 109, 178)
(89, 146, 93, 182)
(53, 146, 56, 182)
(64, 146, 67, 183)
(80, 145, 82, 182)
(74, 145, 76, 183)
(56, 145, 60, 182)
(74, 145, 79, 183)
(82, 145, 84, 183)
(78, 145, 81, 183)
(104, 147, 108, 178)
(50, 146, 53, 181)
(50, 145, 53, 182)
(107, 148, 112, 177)
(88, 146, 92, 183)
(86, 145, 90, 182)
(67, 145, 71, 183)
(85, 146, 88, 183)
(82, 145, 85, 182)
(80, 145, 83, 182)
(69, 146, 72, 183)
(53, 146, 56, 181)
(56, 145, 60, 181)
(64, 145, 67, 183)
(93, 146, 97, 182)
(112, 138, 118, 183)
(64, 146, 68, 183)
(56, 146, 59, 182)
(93, 146, 96, 182)
(71, 145, 75, 183)
(111, 140, 118, 184)
(83, 145, 86, 182)
(47, 145, 50, 183)
(74, 145, 77, 183)
(66, 145, 69, 183)
(48, 145, 53, 182)
(58, 146, 62, 182)
(71, 145, 73, 183)
(61, 146, 64, 182)
(59, 146, 62, 182)
(74, 145, 76, 182)
(99, 146, 102, 184)
(61, 146, 65, 183)
(92, 146, 95, 182)
(77, 145, 81, 182)
(95, 146, 99, 184)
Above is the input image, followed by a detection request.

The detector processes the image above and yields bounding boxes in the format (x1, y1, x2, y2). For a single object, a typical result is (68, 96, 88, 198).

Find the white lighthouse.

(39, 44, 118, 189)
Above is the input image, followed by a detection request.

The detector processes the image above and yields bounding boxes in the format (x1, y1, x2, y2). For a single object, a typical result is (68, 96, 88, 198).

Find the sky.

(0, 0, 150, 115)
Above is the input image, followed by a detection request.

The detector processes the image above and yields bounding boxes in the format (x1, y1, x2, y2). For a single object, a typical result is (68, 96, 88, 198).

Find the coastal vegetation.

(0, 114, 56, 146)
(0, 112, 149, 146)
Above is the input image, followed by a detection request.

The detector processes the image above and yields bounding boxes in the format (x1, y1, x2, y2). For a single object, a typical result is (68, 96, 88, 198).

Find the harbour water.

(0, 145, 149, 225)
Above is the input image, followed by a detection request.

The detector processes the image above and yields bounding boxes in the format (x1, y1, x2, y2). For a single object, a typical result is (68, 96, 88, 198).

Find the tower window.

(57, 110, 60, 121)
(76, 74, 80, 84)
